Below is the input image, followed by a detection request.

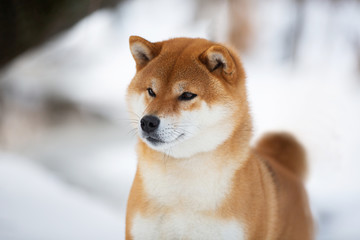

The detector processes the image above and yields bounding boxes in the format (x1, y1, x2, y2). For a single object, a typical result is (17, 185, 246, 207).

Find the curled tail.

(255, 132, 307, 180)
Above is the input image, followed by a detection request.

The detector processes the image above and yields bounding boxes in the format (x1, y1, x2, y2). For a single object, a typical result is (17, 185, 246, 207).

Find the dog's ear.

(199, 45, 239, 83)
(129, 36, 161, 71)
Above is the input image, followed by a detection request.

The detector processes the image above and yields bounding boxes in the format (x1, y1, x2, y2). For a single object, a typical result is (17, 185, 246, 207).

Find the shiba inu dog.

(125, 36, 313, 240)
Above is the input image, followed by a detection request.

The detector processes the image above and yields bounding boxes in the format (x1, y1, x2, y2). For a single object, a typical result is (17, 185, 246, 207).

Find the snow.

(0, 0, 360, 239)
(0, 153, 124, 240)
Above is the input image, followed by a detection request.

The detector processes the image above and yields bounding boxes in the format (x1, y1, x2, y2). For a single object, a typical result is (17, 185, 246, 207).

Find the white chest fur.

(139, 154, 239, 210)
(131, 211, 245, 240)
(131, 154, 245, 239)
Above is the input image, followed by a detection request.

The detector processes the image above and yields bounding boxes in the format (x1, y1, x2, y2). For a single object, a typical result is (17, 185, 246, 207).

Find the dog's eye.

(147, 88, 156, 97)
(179, 92, 197, 101)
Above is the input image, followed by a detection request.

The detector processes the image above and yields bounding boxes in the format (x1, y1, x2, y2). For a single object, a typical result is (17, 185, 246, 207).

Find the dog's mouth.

(146, 136, 165, 144)
(143, 133, 185, 146)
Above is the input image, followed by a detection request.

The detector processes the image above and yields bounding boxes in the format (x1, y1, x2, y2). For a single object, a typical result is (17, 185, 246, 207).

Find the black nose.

(140, 115, 160, 133)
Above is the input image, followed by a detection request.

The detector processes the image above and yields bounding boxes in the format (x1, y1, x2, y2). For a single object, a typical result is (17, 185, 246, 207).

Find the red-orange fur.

(126, 36, 314, 239)
(255, 132, 308, 180)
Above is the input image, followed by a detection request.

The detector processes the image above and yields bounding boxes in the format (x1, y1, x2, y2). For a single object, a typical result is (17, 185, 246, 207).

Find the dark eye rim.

(178, 92, 197, 101)
(147, 88, 156, 97)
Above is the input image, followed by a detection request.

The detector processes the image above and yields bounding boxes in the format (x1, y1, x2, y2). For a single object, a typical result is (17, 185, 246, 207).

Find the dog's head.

(127, 36, 248, 158)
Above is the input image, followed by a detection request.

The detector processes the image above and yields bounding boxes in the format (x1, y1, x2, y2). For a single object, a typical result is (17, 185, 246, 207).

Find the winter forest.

(0, 0, 360, 239)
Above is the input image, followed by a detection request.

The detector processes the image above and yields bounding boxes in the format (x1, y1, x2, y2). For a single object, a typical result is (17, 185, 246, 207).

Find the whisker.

(174, 128, 193, 136)
(127, 110, 141, 118)
(162, 149, 171, 167)
(174, 122, 200, 131)
(127, 128, 139, 137)
(142, 102, 152, 117)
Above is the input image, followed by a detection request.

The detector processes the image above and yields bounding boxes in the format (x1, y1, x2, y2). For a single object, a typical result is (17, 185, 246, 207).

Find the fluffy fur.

(125, 36, 313, 240)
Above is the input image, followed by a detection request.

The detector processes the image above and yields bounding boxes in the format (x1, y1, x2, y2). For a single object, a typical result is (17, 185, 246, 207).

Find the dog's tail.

(255, 132, 307, 180)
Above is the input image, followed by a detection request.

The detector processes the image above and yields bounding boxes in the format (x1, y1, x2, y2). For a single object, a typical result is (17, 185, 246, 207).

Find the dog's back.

(255, 132, 307, 180)
(254, 132, 314, 239)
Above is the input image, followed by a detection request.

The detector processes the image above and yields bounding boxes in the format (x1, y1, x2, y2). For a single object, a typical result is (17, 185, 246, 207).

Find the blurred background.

(0, 0, 359, 239)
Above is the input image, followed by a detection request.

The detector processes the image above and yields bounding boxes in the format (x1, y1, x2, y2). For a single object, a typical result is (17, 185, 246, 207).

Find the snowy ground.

(1, 0, 360, 239)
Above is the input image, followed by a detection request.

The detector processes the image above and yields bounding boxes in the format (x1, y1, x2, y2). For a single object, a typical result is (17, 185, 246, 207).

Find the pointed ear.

(129, 36, 161, 70)
(199, 45, 237, 82)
